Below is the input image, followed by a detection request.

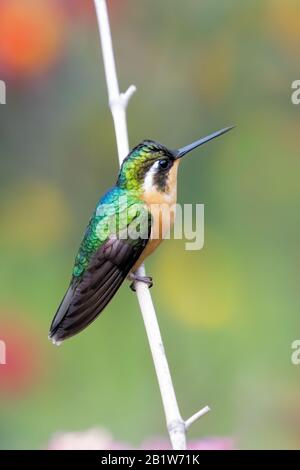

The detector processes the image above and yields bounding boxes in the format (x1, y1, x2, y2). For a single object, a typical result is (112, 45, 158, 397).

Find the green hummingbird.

(49, 126, 233, 344)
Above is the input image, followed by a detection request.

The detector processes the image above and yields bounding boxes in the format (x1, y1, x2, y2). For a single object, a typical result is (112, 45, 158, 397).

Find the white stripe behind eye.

(143, 161, 160, 192)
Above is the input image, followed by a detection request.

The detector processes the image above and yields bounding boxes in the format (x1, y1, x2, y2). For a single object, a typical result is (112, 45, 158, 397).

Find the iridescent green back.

(72, 187, 147, 278)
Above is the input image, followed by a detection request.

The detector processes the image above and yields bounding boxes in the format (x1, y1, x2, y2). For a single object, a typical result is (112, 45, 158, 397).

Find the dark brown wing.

(49, 214, 151, 344)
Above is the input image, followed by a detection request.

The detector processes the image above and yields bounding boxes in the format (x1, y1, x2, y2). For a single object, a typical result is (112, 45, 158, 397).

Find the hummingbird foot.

(128, 272, 153, 291)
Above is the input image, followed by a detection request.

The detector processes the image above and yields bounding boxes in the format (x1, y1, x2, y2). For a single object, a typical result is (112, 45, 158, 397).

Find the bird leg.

(128, 272, 153, 291)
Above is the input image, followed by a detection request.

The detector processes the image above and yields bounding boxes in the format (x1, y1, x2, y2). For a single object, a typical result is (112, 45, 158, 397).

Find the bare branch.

(93, 0, 209, 450)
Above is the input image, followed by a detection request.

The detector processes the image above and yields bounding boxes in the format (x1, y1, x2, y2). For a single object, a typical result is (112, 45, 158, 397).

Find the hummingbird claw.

(128, 273, 153, 291)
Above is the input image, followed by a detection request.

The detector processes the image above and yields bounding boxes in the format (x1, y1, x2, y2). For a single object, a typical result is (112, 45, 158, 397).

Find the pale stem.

(93, 0, 210, 450)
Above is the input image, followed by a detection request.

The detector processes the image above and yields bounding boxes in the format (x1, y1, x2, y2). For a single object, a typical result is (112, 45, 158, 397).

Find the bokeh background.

(0, 0, 299, 450)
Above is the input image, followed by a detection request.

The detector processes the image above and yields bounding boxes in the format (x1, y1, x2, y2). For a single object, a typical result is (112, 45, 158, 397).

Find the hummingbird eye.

(158, 159, 171, 170)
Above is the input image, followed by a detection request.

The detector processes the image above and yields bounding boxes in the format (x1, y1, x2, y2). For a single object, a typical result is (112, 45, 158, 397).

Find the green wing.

(49, 195, 151, 343)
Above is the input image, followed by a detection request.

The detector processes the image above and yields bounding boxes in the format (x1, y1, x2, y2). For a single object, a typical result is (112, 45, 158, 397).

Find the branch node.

(168, 419, 186, 434)
(120, 84, 137, 107)
(108, 85, 136, 110)
(109, 97, 122, 109)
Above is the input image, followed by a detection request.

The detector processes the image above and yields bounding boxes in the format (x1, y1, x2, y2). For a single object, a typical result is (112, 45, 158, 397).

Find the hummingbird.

(49, 126, 233, 344)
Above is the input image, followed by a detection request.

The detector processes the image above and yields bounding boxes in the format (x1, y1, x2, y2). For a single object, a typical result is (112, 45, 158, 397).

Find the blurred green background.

(0, 0, 300, 450)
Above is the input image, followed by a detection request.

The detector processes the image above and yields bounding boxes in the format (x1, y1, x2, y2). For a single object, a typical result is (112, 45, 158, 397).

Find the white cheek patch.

(143, 162, 159, 192)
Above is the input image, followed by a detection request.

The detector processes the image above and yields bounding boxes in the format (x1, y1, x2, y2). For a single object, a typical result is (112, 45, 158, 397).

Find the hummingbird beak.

(175, 125, 235, 159)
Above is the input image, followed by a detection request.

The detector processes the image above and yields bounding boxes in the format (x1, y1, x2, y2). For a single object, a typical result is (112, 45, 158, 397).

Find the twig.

(93, 0, 210, 450)
(185, 405, 211, 430)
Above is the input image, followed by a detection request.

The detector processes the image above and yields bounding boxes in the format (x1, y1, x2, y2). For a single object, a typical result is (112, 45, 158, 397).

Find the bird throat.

(141, 159, 179, 206)
(132, 160, 180, 271)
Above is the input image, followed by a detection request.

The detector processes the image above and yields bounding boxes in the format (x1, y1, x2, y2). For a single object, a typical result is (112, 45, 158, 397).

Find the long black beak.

(175, 125, 235, 159)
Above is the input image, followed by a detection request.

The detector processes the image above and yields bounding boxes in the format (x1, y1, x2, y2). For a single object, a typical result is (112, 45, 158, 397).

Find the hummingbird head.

(117, 140, 175, 193)
(117, 126, 234, 195)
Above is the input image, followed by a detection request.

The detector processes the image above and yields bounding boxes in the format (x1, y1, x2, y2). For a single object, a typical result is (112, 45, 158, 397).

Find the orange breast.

(132, 160, 179, 272)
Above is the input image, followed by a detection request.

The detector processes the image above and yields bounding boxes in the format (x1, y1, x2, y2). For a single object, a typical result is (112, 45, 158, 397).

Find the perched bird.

(49, 126, 233, 344)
